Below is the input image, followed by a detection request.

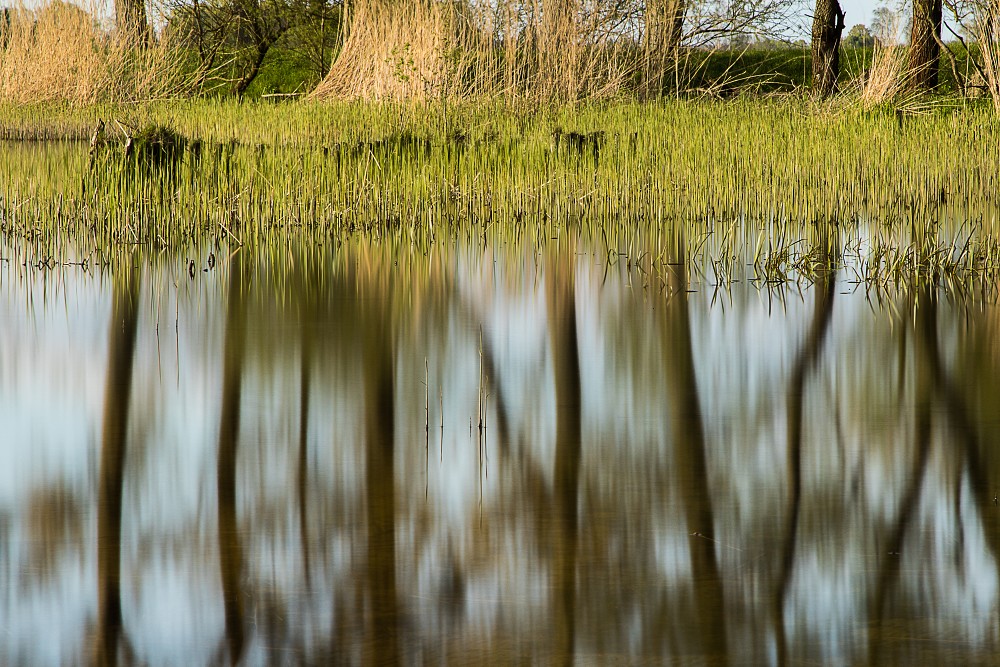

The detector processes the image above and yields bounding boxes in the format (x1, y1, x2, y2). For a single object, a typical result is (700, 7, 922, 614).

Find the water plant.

(2, 97, 1000, 291)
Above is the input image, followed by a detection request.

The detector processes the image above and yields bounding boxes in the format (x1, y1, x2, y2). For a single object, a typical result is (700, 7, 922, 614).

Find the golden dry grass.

(858, 43, 911, 109)
(309, 0, 636, 103)
(0, 0, 188, 105)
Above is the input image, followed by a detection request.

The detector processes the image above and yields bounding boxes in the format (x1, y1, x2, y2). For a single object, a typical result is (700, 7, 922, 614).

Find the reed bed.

(0, 2, 188, 105)
(2, 98, 1000, 290)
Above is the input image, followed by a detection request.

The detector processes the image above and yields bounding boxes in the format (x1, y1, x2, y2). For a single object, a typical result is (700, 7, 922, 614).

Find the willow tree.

(908, 0, 943, 90)
(310, 0, 454, 99)
(309, 0, 635, 101)
(811, 0, 845, 97)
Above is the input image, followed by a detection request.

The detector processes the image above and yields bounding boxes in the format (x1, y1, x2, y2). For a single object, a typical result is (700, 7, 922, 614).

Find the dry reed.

(310, 0, 638, 103)
(0, 0, 189, 105)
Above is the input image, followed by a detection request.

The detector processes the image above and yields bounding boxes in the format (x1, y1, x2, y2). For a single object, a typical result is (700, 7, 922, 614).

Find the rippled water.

(2, 243, 1000, 666)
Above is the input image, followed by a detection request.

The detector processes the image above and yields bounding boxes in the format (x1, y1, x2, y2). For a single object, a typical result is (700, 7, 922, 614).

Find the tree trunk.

(642, 0, 685, 98)
(908, 0, 942, 90)
(811, 0, 845, 97)
(114, 0, 148, 41)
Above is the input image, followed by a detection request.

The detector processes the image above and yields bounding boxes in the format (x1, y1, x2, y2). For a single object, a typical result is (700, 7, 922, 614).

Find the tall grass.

(856, 42, 911, 110)
(2, 98, 1000, 289)
(0, 1, 189, 105)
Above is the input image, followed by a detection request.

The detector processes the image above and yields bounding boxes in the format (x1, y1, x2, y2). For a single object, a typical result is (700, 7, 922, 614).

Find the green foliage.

(166, 0, 341, 97)
(127, 125, 188, 169)
(844, 25, 876, 50)
(684, 46, 878, 95)
(242, 47, 327, 97)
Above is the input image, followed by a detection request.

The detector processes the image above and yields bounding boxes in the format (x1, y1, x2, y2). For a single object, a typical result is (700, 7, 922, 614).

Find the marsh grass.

(2, 98, 1000, 290)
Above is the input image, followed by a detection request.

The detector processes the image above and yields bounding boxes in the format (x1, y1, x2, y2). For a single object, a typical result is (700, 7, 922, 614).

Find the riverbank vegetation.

(2, 97, 999, 290)
(0, 0, 998, 107)
(2, 0, 1000, 293)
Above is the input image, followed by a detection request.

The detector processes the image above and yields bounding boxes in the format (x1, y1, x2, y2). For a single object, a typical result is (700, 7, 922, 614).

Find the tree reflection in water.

(662, 242, 728, 665)
(2, 246, 1000, 665)
(216, 252, 247, 666)
(94, 265, 140, 667)
(547, 248, 582, 667)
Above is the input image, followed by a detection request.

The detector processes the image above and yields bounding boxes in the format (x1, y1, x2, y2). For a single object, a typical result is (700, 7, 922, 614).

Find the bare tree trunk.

(642, 0, 685, 97)
(114, 0, 148, 41)
(232, 0, 290, 98)
(811, 0, 845, 97)
(94, 268, 140, 667)
(908, 0, 943, 90)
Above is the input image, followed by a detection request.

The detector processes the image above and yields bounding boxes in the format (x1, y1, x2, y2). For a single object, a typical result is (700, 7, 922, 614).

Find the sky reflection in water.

(1, 244, 999, 666)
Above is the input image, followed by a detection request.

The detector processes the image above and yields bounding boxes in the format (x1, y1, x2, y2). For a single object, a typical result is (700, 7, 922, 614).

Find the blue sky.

(841, 0, 876, 30)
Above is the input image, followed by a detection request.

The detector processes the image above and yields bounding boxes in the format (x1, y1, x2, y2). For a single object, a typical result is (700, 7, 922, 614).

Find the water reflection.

(95, 266, 139, 667)
(1, 244, 999, 665)
(217, 253, 246, 666)
(662, 241, 728, 666)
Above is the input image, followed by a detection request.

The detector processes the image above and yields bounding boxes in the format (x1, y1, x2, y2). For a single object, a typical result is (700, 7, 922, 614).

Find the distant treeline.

(0, 0, 997, 107)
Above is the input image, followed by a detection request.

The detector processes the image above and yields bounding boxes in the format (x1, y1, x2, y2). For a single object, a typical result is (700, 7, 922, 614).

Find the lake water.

(2, 241, 999, 666)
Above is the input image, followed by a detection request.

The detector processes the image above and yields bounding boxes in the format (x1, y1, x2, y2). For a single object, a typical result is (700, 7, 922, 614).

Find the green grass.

(2, 97, 1000, 289)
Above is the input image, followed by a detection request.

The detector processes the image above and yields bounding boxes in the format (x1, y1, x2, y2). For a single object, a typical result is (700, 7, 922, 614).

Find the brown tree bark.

(811, 0, 846, 97)
(908, 0, 943, 90)
(114, 0, 148, 40)
(642, 0, 685, 98)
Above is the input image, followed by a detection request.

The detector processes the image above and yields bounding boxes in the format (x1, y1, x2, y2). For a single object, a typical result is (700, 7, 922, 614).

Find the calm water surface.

(2, 243, 1000, 666)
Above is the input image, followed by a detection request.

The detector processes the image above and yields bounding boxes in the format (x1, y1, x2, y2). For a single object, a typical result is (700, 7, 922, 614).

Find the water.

(2, 243, 999, 666)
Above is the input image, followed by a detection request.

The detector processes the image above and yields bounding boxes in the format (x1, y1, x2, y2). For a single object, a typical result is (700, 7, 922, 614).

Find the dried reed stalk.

(0, 0, 188, 105)
(310, 0, 638, 103)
